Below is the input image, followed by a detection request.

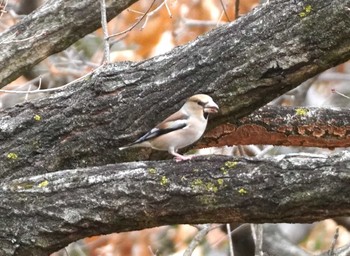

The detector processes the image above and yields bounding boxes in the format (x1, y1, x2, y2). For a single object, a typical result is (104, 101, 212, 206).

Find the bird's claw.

(175, 155, 194, 162)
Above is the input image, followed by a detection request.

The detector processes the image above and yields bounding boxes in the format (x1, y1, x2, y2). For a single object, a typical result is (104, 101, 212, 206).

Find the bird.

(119, 94, 219, 161)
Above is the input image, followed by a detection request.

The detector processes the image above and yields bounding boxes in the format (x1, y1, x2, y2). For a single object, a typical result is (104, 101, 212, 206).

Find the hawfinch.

(119, 94, 219, 161)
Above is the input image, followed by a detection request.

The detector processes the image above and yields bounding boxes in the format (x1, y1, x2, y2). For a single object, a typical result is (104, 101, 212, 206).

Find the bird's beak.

(204, 101, 219, 113)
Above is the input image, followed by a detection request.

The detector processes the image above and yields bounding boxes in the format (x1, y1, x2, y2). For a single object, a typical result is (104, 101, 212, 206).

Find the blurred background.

(1, 0, 350, 255)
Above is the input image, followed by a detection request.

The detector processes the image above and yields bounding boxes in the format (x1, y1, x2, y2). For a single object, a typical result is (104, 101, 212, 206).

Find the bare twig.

(226, 224, 235, 256)
(182, 18, 226, 27)
(108, 0, 157, 39)
(0, 31, 45, 44)
(251, 224, 263, 256)
(328, 227, 339, 256)
(164, 0, 172, 18)
(0, 0, 8, 19)
(141, 0, 169, 30)
(220, 0, 231, 21)
(99, 0, 110, 63)
(0, 66, 103, 94)
(148, 245, 157, 256)
(331, 89, 350, 100)
(183, 224, 211, 256)
(235, 0, 240, 20)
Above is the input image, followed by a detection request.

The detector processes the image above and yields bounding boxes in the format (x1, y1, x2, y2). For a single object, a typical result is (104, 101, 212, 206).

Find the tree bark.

(0, 0, 137, 87)
(1, 0, 350, 254)
(1, 0, 350, 178)
(1, 153, 350, 255)
(200, 106, 350, 149)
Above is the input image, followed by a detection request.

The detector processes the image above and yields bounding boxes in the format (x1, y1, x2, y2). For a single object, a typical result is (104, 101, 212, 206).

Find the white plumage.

(119, 94, 219, 161)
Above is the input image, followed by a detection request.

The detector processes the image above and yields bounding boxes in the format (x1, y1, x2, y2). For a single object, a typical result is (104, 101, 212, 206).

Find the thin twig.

(24, 84, 33, 101)
(183, 224, 211, 256)
(328, 227, 339, 256)
(0, 66, 103, 94)
(331, 89, 350, 100)
(251, 224, 263, 256)
(0, 0, 8, 19)
(0, 31, 45, 44)
(183, 18, 226, 27)
(99, 0, 110, 63)
(220, 0, 230, 21)
(148, 245, 157, 256)
(235, 0, 240, 20)
(164, 0, 172, 18)
(108, 0, 157, 39)
(226, 224, 235, 256)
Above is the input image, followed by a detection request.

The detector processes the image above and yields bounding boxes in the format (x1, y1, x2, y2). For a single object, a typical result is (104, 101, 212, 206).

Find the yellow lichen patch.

(217, 179, 224, 186)
(238, 188, 248, 195)
(148, 168, 157, 174)
(299, 5, 312, 18)
(33, 114, 41, 121)
(38, 180, 49, 188)
(192, 168, 200, 172)
(160, 176, 169, 186)
(192, 178, 203, 186)
(205, 182, 218, 193)
(225, 161, 237, 169)
(220, 167, 228, 175)
(295, 108, 309, 116)
(7, 152, 18, 160)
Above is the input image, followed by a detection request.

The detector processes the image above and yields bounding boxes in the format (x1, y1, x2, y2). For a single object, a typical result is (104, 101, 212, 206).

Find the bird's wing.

(134, 111, 189, 144)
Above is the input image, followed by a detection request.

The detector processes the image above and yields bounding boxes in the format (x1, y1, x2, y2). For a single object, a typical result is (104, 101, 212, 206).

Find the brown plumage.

(119, 94, 219, 161)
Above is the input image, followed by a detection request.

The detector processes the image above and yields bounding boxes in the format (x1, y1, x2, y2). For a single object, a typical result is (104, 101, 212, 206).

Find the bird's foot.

(175, 155, 194, 162)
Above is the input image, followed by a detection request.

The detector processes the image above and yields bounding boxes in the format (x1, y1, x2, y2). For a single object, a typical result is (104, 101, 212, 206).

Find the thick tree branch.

(1, 0, 350, 179)
(1, 153, 350, 255)
(0, 0, 137, 87)
(200, 106, 350, 149)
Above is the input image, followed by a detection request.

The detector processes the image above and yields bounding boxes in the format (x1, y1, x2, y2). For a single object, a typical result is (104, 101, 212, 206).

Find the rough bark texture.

(0, 0, 137, 87)
(1, 0, 350, 179)
(1, 153, 350, 255)
(1, 0, 350, 254)
(200, 106, 350, 149)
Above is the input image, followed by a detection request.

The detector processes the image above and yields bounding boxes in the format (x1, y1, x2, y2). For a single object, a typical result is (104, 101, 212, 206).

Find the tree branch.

(1, 152, 350, 255)
(1, 0, 350, 179)
(200, 106, 350, 149)
(0, 0, 137, 87)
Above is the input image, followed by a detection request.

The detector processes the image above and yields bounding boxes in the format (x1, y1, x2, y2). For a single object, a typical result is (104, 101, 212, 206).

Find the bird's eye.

(197, 101, 206, 107)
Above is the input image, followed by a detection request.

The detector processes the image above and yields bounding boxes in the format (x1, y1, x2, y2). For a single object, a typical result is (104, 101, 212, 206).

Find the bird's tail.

(119, 142, 138, 151)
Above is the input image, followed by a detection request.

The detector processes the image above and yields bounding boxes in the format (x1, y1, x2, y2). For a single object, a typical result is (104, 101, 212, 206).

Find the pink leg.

(171, 152, 194, 162)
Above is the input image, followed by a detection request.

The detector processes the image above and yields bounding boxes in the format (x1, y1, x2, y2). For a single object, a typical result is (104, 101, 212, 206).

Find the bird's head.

(184, 94, 219, 118)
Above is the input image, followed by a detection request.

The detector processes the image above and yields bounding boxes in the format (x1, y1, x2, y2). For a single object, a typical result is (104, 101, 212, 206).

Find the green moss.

(33, 114, 41, 121)
(295, 108, 309, 116)
(192, 178, 203, 186)
(205, 182, 218, 193)
(299, 5, 312, 18)
(221, 168, 228, 175)
(220, 161, 237, 174)
(225, 161, 237, 168)
(238, 188, 248, 195)
(148, 168, 157, 174)
(38, 180, 49, 188)
(160, 176, 169, 186)
(217, 179, 224, 186)
(191, 179, 219, 193)
(7, 152, 18, 160)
